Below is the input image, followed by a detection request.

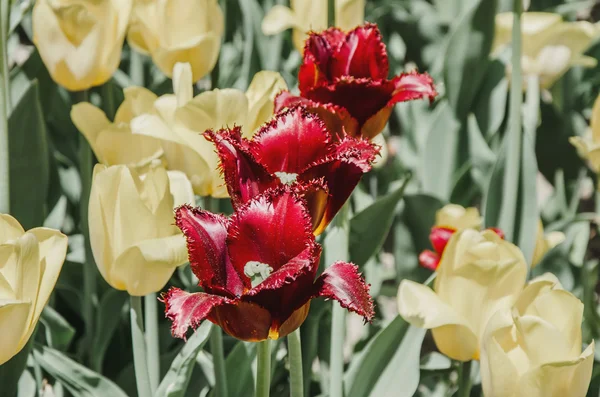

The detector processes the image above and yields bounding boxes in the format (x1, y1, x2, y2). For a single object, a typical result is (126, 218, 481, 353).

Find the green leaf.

(349, 175, 411, 267)
(33, 346, 129, 397)
(90, 290, 128, 372)
(443, 0, 497, 121)
(8, 80, 50, 229)
(40, 306, 75, 352)
(402, 194, 445, 253)
(155, 322, 212, 397)
(225, 342, 256, 397)
(473, 60, 508, 139)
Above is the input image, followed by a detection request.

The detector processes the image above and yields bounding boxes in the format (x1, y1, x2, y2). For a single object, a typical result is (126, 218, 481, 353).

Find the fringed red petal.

(389, 71, 438, 105)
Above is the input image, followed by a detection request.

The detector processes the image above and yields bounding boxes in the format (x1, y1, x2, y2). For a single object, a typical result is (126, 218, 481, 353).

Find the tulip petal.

(115, 87, 159, 124)
(334, 0, 365, 31)
(176, 205, 243, 296)
(163, 288, 232, 339)
(261, 5, 299, 35)
(71, 103, 112, 161)
(429, 227, 455, 255)
(418, 250, 440, 271)
(245, 71, 289, 135)
(0, 300, 32, 365)
(166, 171, 195, 208)
(0, 214, 25, 242)
(389, 71, 437, 104)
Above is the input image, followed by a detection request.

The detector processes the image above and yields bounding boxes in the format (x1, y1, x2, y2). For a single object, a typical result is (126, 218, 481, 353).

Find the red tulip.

(163, 188, 374, 341)
(275, 23, 437, 140)
(205, 105, 379, 235)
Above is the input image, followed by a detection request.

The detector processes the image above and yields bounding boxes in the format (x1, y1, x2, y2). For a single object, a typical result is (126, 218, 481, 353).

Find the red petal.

(175, 205, 243, 296)
(429, 227, 456, 255)
(418, 250, 440, 271)
(249, 107, 331, 174)
(227, 188, 315, 284)
(212, 300, 273, 341)
(299, 28, 346, 93)
(389, 71, 437, 105)
(486, 227, 505, 239)
(294, 179, 330, 233)
(204, 127, 278, 208)
(330, 24, 389, 81)
(162, 288, 232, 339)
(312, 261, 374, 322)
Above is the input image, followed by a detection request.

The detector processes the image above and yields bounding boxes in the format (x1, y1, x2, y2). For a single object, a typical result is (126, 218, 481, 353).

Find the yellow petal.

(114, 86, 158, 124)
(262, 5, 300, 35)
(167, 171, 195, 207)
(334, 0, 365, 31)
(0, 300, 31, 365)
(434, 204, 482, 230)
(0, 214, 25, 242)
(531, 220, 566, 267)
(592, 94, 600, 143)
(493, 12, 562, 56)
(173, 63, 194, 107)
(245, 71, 288, 136)
(70, 103, 112, 161)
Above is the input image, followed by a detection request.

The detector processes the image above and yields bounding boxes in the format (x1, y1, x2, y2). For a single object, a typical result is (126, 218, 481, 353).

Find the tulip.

(398, 229, 527, 361)
(32, 0, 132, 91)
(480, 274, 594, 397)
(570, 94, 600, 177)
(71, 87, 163, 168)
(131, 63, 287, 197)
(262, 0, 365, 53)
(435, 204, 482, 230)
(493, 12, 600, 89)
(205, 105, 379, 235)
(531, 220, 565, 267)
(163, 187, 374, 341)
(88, 163, 194, 296)
(0, 215, 68, 364)
(275, 24, 437, 140)
(127, 0, 224, 82)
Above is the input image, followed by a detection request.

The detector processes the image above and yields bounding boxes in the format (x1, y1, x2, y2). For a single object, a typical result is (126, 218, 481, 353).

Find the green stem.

(499, 0, 523, 243)
(130, 51, 144, 87)
(144, 293, 160, 393)
(456, 361, 472, 397)
(288, 329, 303, 397)
(130, 296, 152, 397)
(256, 340, 271, 397)
(0, 0, 10, 214)
(101, 82, 116, 120)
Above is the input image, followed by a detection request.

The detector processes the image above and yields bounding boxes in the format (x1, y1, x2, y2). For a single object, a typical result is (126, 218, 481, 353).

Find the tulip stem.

(287, 328, 303, 397)
(457, 360, 472, 397)
(256, 340, 271, 397)
(130, 296, 152, 397)
(0, 0, 10, 214)
(144, 293, 160, 393)
(210, 326, 229, 397)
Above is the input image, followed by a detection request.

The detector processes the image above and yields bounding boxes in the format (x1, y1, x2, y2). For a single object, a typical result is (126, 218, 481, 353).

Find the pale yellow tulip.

(435, 204, 482, 230)
(88, 163, 194, 296)
(570, 94, 600, 176)
(397, 229, 527, 361)
(71, 87, 163, 168)
(131, 63, 287, 197)
(0, 215, 67, 364)
(127, 0, 224, 82)
(493, 12, 600, 89)
(262, 0, 364, 53)
(480, 274, 594, 397)
(531, 220, 565, 267)
(32, 0, 132, 91)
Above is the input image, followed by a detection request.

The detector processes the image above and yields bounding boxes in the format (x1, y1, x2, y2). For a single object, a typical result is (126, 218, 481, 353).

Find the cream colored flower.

(435, 204, 482, 230)
(32, 0, 132, 91)
(127, 0, 224, 82)
(397, 229, 527, 361)
(89, 163, 194, 296)
(0, 215, 67, 364)
(71, 87, 163, 168)
(480, 274, 594, 397)
(531, 220, 565, 267)
(493, 12, 600, 89)
(131, 63, 287, 197)
(262, 0, 364, 53)
(570, 94, 600, 177)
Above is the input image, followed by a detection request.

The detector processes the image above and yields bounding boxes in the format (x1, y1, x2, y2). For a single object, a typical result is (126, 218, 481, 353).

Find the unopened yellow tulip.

(398, 229, 527, 361)
(262, 0, 364, 53)
(493, 12, 600, 89)
(32, 0, 132, 91)
(480, 274, 594, 397)
(131, 63, 287, 197)
(71, 87, 163, 168)
(0, 215, 67, 364)
(570, 94, 600, 177)
(89, 163, 194, 296)
(435, 204, 482, 230)
(531, 220, 565, 267)
(127, 0, 224, 82)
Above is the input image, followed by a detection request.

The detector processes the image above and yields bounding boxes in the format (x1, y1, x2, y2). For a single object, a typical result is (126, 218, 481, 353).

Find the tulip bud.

(480, 274, 594, 397)
(435, 204, 482, 230)
(88, 164, 194, 296)
(398, 229, 527, 361)
(531, 219, 565, 267)
(0, 215, 67, 364)
(32, 0, 132, 91)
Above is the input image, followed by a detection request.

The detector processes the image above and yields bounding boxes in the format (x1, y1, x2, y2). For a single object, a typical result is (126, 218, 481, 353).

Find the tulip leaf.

(349, 175, 411, 267)
(90, 290, 128, 372)
(344, 316, 424, 397)
(155, 322, 212, 397)
(402, 194, 445, 253)
(0, 335, 34, 397)
(225, 341, 256, 397)
(40, 306, 75, 352)
(33, 346, 129, 397)
(443, 0, 497, 121)
(473, 60, 509, 140)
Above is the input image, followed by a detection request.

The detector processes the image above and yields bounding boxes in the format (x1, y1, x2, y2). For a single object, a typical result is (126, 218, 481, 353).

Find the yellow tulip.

(570, 94, 600, 177)
(0, 215, 67, 364)
(397, 229, 527, 361)
(127, 0, 224, 82)
(131, 62, 287, 197)
(435, 204, 482, 230)
(493, 12, 600, 89)
(531, 220, 565, 267)
(262, 0, 364, 53)
(89, 163, 194, 296)
(71, 87, 163, 168)
(480, 274, 594, 397)
(32, 0, 132, 91)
